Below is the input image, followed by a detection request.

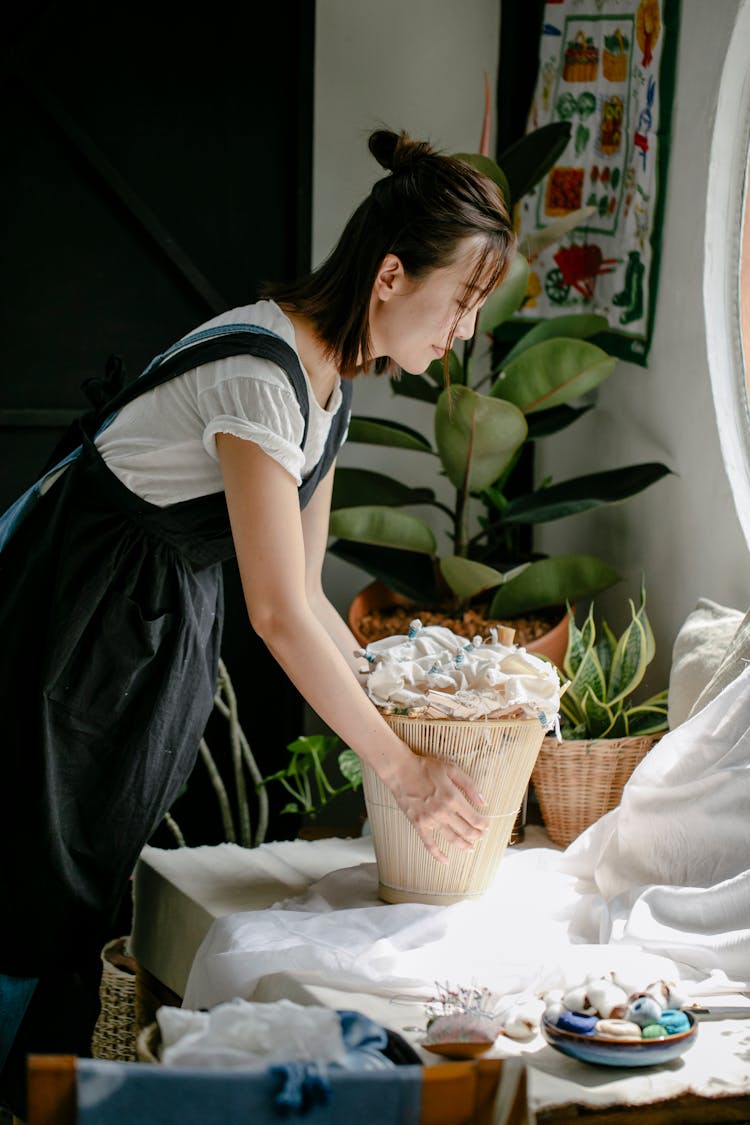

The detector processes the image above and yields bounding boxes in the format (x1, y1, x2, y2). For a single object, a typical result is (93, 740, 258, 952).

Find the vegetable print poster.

(512, 0, 679, 366)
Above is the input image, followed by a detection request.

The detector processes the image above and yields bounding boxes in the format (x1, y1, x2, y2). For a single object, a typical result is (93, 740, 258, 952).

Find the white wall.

(313, 0, 750, 697)
(313, 0, 502, 617)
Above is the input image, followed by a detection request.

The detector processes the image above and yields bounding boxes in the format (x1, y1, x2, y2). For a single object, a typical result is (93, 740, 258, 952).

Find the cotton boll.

(503, 997, 545, 1040)
(666, 983, 691, 1011)
(543, 989, 565, 1024)
(543, 988, 564, 1005)
(562, 985, 594, 1014)
(644, 980, 670, 1007)
(586, 980, 629, 1020)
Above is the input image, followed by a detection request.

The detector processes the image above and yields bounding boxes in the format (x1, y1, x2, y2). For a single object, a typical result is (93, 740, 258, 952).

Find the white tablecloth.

(131, 830, 750, 1116)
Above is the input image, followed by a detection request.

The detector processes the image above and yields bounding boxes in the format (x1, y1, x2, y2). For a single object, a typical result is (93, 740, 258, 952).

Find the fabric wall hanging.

(505, 0, 680, 366)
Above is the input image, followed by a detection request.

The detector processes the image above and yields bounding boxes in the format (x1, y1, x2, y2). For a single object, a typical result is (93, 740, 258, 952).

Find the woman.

(0, 127, 514, 1113)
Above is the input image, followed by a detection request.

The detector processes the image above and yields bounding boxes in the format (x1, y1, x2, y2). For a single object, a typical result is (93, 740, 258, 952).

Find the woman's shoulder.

(190, 299, 295, 348)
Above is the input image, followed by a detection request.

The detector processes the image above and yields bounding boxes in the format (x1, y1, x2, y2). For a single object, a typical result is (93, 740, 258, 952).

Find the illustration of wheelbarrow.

(545, 242, 618, 304)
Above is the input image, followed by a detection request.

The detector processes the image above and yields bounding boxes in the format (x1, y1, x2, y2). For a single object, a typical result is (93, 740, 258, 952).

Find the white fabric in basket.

(363, 622, 561, 724)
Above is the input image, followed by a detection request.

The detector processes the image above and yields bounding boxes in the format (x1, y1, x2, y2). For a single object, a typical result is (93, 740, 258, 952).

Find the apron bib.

(0, 324, 351, 975)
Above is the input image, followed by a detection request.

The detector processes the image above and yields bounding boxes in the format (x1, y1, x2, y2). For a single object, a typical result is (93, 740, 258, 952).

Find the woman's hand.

(386, 752, 489, 863)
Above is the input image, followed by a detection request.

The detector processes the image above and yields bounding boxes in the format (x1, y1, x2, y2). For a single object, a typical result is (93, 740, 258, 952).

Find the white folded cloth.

(158, 998, 346, 1069)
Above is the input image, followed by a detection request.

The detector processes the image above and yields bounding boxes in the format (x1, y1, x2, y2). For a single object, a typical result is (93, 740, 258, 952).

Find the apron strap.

(42, 325, 312, 473)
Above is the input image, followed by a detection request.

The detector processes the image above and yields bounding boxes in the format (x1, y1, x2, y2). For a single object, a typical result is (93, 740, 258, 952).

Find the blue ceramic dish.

(541, 1012, 698, 1068)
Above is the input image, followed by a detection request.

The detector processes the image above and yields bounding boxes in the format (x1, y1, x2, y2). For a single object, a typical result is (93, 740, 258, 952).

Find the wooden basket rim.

(383, 714, 545, 730)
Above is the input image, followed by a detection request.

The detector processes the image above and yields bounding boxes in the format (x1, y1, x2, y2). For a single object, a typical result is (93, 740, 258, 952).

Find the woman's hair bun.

(368, 128, 435, 173)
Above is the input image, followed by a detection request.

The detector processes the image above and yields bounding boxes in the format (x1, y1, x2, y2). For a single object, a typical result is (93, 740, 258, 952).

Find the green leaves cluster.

(328, 121, 671, 619)
(557, 583, 669, 739)
(260, 735, 362, 820)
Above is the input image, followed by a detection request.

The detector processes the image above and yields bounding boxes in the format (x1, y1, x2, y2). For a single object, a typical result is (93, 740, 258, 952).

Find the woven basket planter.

(362, 714, 545, 905)
(531, 735, 658, 848)
(90, 936, 138, 1062)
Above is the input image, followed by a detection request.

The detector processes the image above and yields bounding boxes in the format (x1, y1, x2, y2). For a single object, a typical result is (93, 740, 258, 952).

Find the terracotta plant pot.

(347, 580, 571, 668)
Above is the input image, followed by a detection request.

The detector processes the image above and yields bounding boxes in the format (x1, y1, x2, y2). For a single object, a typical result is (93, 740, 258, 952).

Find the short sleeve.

(196, 354, 306, 484)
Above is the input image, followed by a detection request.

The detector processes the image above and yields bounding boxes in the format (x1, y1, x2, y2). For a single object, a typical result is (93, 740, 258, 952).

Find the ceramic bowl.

(541, 1012, 698, 1068)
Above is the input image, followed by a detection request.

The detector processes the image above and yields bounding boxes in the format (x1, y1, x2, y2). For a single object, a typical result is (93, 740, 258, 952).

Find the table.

(131, 832, 750, 1122)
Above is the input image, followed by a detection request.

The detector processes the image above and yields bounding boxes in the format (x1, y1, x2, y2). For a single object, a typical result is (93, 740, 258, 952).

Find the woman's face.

(368, 237, 492, 375)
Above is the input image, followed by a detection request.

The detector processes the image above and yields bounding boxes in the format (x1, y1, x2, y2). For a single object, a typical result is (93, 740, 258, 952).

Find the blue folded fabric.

(0, 974, 37, 1072)
(268, 1010, 397, 1113)
(76, 1059, 423, 1124)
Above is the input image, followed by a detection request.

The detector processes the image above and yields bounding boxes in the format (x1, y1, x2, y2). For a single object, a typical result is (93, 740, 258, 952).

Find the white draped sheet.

(185, 660, 750, 1012)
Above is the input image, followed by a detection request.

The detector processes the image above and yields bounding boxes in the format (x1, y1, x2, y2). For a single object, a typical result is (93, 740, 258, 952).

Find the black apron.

(0, 326, 352, 977)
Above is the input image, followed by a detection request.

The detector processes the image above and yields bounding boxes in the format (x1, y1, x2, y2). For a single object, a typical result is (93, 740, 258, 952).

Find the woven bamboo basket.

(90, 936, 138, 1062)
(531, 735, 657, 848)
(362, 714, 545, 905)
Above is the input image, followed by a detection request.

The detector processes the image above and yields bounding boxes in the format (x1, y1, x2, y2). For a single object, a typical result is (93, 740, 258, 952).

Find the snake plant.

(556, 582, 669, 739)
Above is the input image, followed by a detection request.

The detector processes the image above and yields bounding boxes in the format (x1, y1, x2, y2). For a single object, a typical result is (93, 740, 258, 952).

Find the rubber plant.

(329, 84, 670, 620)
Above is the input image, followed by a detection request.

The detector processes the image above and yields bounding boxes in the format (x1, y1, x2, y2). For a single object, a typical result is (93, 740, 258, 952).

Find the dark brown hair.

(262, 128, 515, 377)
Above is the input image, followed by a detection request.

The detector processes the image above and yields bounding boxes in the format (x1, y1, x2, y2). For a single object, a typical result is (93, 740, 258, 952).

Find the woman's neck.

(281, 308, 341, 409)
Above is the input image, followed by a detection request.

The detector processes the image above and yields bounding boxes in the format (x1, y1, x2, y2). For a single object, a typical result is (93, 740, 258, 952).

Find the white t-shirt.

(94, 301, 345, 507)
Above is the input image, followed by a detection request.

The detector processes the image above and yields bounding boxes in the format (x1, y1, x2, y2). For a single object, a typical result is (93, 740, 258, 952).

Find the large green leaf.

(634, 575, 656, 664)
(498, 313, 609, 369)
(562, 603, 595, 680)
(488, 555, 620, 617)
(596, 620, 618, 687)
(426, 350, 464, 390)
(525, 403, 593, 440)
(328, 506, 436, 554)
(580, 685, 617, 738)
(624, 694, 669, 736)
(439, 556, 505, 600)
(492, 338, 616, 413)
(496, 122, 572, 204)
(567, 648, 607, 718)
(607, 607, 649, 705)
(477, 253, 530, 334)
(347, 416, 433, 452)
(391, 372, 441, 404)
(337, 749, 363, 788)
(328, 540, 438, 604)
(497, 464, 672, 524)
(519, 205, 597, 261)
(435, 386, 527, 493)
(453, 152, 511, 206)
(331, 468, 435, 510)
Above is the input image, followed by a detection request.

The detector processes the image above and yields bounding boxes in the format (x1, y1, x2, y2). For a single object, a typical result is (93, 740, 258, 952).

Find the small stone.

(642, 1023, 667, 1039)
(595, 1018, 643, 1039)
(557, 1011, 598, 1035)
(627, 994, 663, 1027)
(658, 1009, 691, 1035)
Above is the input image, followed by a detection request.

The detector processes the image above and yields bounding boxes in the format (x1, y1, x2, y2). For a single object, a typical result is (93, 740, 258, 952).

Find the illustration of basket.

(599, 95, 624, 156)
(362, 714, 545, 905)
(602, 28, 629, 82)
(563, 30, 599, 83)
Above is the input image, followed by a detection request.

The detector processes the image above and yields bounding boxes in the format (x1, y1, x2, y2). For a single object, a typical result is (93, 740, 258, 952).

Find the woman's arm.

(299, 458, 368, 679)
(216, 433, 488, 861)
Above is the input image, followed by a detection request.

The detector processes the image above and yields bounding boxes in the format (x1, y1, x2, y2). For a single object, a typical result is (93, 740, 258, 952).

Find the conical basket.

(362, 714, 545, 905)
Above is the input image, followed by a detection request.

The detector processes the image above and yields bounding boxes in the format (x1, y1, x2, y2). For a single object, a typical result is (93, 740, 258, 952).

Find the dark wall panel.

(1, 1, 315, 849)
